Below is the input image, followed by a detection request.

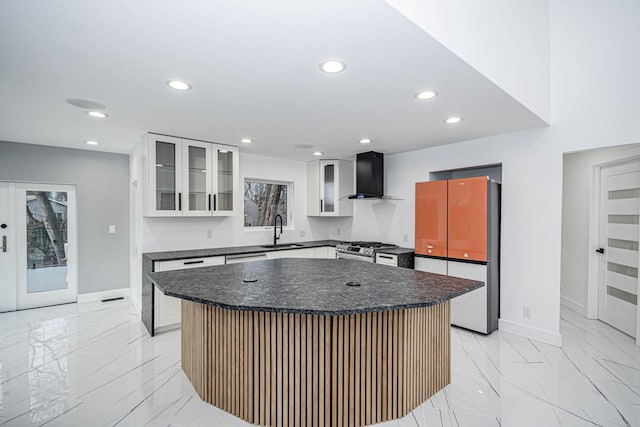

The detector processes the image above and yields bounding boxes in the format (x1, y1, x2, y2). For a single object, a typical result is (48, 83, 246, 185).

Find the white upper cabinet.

(307, 159, 354, 217)
(143, 133, 239, 217)
(182, 140, 212, 216)
(212, 146, 238, 216)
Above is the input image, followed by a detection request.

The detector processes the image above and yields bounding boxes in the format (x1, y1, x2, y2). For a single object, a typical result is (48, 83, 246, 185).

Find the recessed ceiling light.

(445, 116, 463, 124)
(87, 111, 108, 118)
(313, 151, 324, 156)
(85, 140, 99, 146)
(241, 138, 252, 144)
(359, 138, 371, 144)
(167, 80, 191, 91)
(415, 90, 438, 100)
(319, 59, 346, 74)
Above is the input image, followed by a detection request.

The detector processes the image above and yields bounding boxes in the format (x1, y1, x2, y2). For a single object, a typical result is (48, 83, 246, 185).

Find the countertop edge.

(149, 275, 483, 316)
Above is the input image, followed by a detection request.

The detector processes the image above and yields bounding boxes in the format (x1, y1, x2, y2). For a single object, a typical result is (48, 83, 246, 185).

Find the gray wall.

(0, 140, 129, 294)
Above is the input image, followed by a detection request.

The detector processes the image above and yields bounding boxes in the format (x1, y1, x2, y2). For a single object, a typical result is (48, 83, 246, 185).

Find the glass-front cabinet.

(320, 161, 336, 214)
(144, 133, 239, 217)
(306, 159, 353, 217)
(213, 148, 235, 215)
(148, 135, 183, 216)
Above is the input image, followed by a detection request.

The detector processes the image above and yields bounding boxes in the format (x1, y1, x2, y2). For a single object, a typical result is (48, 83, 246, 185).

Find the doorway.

(0, 182, 77, 311)
(596, 159, 640, 337)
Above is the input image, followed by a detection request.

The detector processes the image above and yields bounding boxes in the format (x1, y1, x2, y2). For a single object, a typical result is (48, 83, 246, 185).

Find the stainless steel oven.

(335, 241, 397, 263)
(336, 251, 375, 263)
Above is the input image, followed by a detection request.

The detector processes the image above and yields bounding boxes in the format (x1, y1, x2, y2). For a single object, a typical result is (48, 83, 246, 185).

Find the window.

(244, 179, 293, 228)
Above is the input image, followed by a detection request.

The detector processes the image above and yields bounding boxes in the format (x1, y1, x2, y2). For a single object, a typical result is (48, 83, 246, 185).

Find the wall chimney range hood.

(348, 151, 385, 199)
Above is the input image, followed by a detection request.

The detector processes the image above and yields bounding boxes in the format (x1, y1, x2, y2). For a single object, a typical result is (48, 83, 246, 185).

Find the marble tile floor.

(1, 299, 639, 426)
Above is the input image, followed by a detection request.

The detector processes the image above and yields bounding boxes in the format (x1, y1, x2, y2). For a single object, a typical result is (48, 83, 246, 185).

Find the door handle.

(208, 194, 211, 211)
(596, 248, 605, 254)
(1, 235, 6, 253)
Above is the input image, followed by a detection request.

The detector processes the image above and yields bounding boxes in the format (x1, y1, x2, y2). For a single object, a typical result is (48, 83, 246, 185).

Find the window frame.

(243, 178, 295, 231)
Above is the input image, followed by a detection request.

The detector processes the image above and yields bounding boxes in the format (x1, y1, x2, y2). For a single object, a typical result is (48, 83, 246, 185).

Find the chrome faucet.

(274, 214, 283, 246)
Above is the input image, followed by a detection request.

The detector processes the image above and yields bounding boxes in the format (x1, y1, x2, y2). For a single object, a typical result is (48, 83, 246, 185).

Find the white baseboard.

(499, 319, 562, 347)
(560, 295, 587, 316)
(77, 288, 130, 303)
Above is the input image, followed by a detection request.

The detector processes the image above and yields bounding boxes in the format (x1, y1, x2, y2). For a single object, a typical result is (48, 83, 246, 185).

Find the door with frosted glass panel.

(183, 141, 212, 216)
(598, 160, 640, 337)
(320, 160, 336, 216)
(14, 183, 77, 310)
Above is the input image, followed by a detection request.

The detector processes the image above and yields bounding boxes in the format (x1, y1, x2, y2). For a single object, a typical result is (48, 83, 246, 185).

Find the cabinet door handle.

(213, 194, 217, 211)
(178, 193, 182, 211)
(1, 235, 6, 253)
(208, 194, 212, 211)
(378, 255, 393, 259)
(184, 260, 204, 265)
(320, 199, 323, 212)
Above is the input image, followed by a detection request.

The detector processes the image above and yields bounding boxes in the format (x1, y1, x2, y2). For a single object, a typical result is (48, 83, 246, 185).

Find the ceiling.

(0, 0, 547, 161)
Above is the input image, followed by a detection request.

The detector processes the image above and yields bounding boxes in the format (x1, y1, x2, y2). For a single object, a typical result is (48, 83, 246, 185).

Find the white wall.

(130, 151, 352, 308)
(352, 0, 640, 346)
(561, 144, 640, 316)
(386, 0, 550, 123)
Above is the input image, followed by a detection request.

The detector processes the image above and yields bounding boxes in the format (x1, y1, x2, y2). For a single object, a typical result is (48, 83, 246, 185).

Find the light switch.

(108, 225, 116, 234)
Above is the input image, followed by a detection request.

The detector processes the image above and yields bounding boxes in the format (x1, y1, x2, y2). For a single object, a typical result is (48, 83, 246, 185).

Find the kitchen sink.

(260, 244, 305, 249)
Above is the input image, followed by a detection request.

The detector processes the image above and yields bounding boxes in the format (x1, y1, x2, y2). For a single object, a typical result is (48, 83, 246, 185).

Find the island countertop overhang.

(148, 258, 483, 316)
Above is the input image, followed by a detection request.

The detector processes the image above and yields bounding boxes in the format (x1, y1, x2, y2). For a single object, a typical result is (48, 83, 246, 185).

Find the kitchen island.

(149, 258, 482, 427)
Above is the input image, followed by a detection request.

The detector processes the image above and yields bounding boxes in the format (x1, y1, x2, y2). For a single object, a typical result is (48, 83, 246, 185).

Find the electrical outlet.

(337, 228, 341, 236)
(523, 306, 532, 319)
(108, 225, 116, 234)
(403, 233, 408, 242)
(206, 230, 213, 239)
(299, 230, 306, 237)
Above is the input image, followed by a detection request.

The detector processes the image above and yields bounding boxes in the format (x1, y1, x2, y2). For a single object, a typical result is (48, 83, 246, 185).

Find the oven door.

(336, 252, 375, 263)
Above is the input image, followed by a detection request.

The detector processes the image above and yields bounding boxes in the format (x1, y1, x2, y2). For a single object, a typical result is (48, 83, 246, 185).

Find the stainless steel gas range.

(335, 241, 398, 263)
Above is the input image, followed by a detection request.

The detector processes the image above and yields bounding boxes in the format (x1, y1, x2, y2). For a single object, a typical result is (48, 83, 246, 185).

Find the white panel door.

(598, 160, 640, 337)
(15, 183, 78, 310)
(0, 182, 17, 312)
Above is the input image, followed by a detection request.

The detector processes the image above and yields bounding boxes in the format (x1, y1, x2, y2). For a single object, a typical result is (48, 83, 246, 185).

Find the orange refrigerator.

(415, 176, 500, 334)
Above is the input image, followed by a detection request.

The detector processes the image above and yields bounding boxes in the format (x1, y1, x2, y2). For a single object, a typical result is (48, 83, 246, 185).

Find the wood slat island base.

(181, 300, 451, 427)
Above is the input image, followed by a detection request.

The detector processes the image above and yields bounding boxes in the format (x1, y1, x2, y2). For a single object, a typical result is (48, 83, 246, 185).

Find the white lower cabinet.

(225, 253, 267, 264)
(317, 246, 337, 259)
(264, 246, 336, 260)
(154, 256, 225, 332)
(375, 253, 398, 266)
(266, 248, 316, 259)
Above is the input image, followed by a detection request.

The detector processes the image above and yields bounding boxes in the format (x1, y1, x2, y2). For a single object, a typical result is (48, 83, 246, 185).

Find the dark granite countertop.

(377, 247, 415, 255)
(148, 258, 482, 315)
(144, 240, 342, 262)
